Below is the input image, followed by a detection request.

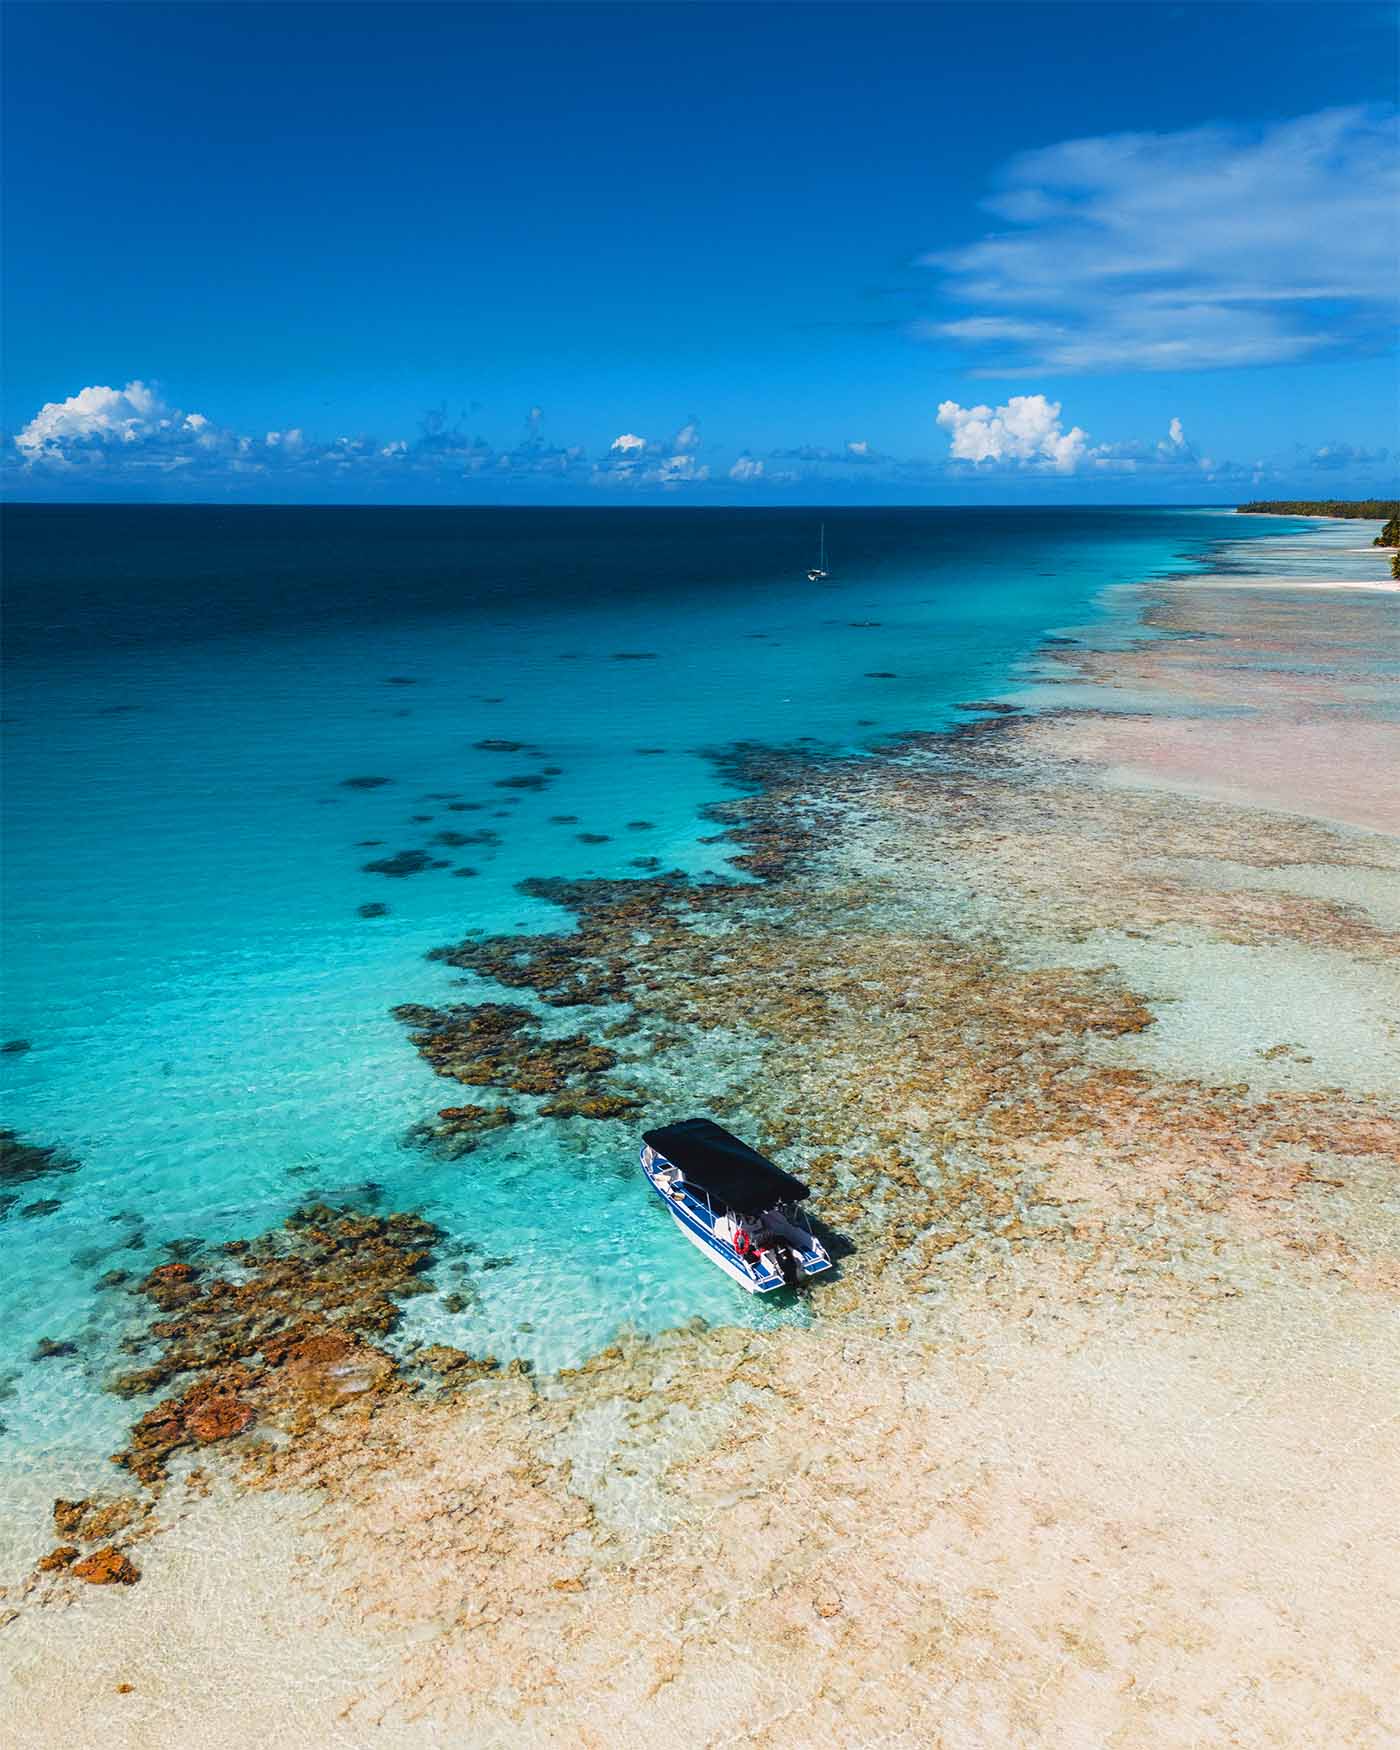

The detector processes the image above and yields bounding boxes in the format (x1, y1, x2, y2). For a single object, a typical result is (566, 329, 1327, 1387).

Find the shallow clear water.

(1, 503, 1295, 1470)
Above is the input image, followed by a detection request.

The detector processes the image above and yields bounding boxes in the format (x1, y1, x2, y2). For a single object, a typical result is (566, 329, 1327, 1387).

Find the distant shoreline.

(1236, 499, 1399, 520)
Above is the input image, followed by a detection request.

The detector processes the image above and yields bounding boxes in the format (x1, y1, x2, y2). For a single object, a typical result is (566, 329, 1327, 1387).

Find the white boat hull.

(641, 1143, 832, 1294)
(666, 1201, 770, 1292)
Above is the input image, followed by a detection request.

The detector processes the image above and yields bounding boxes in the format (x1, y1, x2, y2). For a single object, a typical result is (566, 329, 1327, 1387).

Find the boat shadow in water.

(768, 1214, 856, 1299)
(804, 1212, 856, 1266)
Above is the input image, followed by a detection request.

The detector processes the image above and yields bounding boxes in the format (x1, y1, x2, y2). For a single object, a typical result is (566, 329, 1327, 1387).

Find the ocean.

(1, 502, 1289, 1486)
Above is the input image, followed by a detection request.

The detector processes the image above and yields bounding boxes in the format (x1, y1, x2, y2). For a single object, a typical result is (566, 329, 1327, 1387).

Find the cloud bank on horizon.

(6, 379, 1388, 498)
(921, 106, 1398, 374)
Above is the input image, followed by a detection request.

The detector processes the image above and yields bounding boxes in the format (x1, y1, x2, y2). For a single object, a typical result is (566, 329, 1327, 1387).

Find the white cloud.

(656, 452, 705, 484)
(14, 381, 192, 456)
(10, 383, 729, 492)
(936, 394, 1093, 472)
(729, 453, 765, 482)
(922, 106, 1399, 372)
(1168, 417, 1186, 449)
(1305, 440, 1391, 470)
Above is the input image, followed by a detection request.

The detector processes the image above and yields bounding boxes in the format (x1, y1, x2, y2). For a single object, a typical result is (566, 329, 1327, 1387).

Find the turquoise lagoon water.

(0, 503, 1287, 1474)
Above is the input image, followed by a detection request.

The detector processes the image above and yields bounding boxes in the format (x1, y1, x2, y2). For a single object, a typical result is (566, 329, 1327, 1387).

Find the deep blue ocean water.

(1, 503, 1276, 1480)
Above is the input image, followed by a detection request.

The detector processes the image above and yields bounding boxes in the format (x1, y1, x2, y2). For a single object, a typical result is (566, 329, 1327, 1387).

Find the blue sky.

(4, 1, 1396, 502)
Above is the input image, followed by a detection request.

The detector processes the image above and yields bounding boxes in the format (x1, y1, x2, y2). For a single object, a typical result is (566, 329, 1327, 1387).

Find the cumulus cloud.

(729, 453, 765, 482)
(9, 382, 600, 489)
(921, 106, 1400, 372)
(14, 381, 199, 457)
(936, 394, 1094, 472)
(609, 432, 646, 456)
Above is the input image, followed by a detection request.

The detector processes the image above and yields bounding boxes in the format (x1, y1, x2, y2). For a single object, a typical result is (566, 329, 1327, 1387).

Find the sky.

(3, 0, 1397, 503)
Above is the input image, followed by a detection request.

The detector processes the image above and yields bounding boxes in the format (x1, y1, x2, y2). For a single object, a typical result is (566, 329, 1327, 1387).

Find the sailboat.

(807, 522, 828, 582)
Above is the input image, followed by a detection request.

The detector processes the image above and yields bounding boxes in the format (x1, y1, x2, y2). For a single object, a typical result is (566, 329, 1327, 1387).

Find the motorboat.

(640, 1116, 833, 1293)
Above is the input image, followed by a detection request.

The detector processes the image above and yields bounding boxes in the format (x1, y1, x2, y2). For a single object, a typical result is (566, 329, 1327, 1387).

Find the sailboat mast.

(819, 522, 826, 570)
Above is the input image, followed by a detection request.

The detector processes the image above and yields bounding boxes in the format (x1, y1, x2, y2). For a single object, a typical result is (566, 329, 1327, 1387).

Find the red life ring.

(732, 1227, 755, 1260)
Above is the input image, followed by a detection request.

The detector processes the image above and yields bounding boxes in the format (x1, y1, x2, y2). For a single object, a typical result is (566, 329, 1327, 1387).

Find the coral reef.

(1, 1130, 79, 1220)
(106, 1206, 447, 1487)
(392, 1001, 641, 1120)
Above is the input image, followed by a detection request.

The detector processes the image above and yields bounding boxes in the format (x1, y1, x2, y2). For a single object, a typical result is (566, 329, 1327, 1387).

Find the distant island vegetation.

(1237, 500, 1398, 523)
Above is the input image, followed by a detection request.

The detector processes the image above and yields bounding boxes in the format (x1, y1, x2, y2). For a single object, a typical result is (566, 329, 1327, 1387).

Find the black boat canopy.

(644, 1118, 810, 1214)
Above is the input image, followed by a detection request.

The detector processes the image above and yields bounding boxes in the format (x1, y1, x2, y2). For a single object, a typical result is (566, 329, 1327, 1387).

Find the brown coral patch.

(52, 1496, 143, 1544)
(70, 1547, 140, 1586)
(393, 997, 641, 1122)
(107, 1205, 454, 1486)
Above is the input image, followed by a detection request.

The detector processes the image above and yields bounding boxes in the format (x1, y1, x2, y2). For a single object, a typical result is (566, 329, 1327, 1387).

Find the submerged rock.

(538, 1090, 643, 1120)
(363, 849, 434, 877)
(340, 776, 394, 789)
(416, 1345, 499, 1382)
(53, 1496, 141, 1542)
(139, 1261, 202, 1310)
(405, 1102, 516, 1159)
(71, 1546, 140, 1586)
(437, 1105, 516, 1132)
(1, 1040, 31, 1056)
(358, 902, 389, 918)
(32, 1337, 79, 1361)
(1, 1130, 79, 1204)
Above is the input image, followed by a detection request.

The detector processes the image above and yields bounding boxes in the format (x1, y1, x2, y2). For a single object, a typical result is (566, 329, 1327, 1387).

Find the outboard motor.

(770, 1239, 805, 1295)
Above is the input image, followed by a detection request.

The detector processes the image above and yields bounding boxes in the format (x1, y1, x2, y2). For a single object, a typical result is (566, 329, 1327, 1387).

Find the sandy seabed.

(4, 538, 1399, 1748)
